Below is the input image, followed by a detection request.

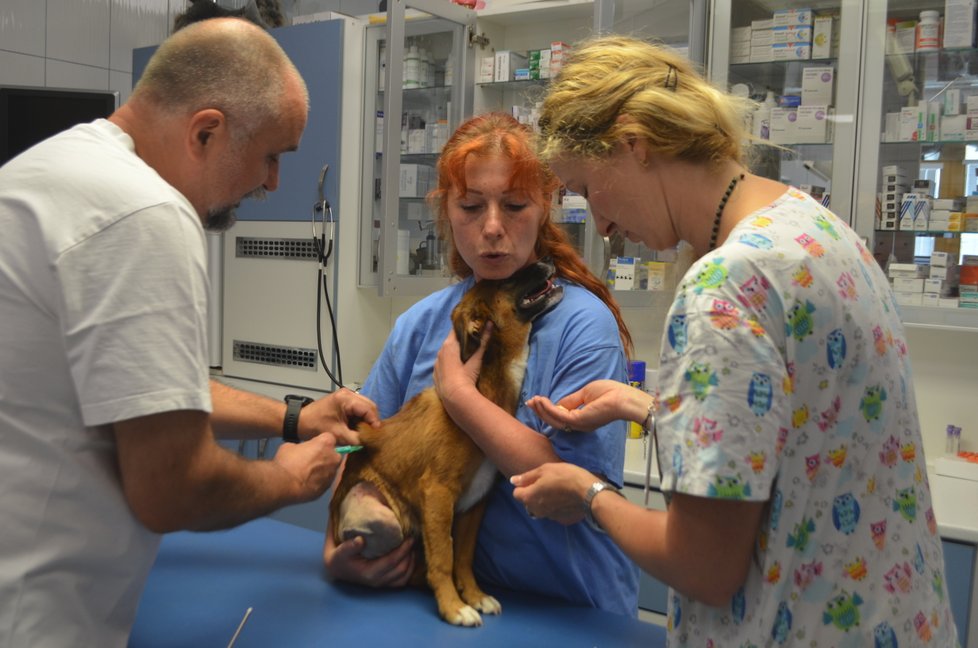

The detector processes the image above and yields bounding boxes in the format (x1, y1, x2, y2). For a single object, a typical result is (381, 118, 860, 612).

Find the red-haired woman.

(323, 112, 639, 617)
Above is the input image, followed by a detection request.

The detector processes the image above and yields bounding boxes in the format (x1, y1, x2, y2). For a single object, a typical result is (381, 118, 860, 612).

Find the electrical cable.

(312, 164, 345, 389)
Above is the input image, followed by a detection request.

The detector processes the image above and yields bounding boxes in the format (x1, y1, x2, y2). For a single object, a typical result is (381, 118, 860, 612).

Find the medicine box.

(752, 18, 774, 30)
(614, 256, 636, 290)
(812, 14, 835, 58)
(478, 56, 495, 83)
(944, 0, 977, 48)
(893, 277, 924, 292)
(894, 291, 924, 306)
(801, 66, 834, 105)
(888, 262, 929, 278)
(771, 42, 811, 60)
(494, 50, 528, 83)
(773, 8, 813, 26)
(772, 25, 812, 44)
(732, 26, 753, 42)
(795, 105, 829, 143)
(399, 164, 434, 198)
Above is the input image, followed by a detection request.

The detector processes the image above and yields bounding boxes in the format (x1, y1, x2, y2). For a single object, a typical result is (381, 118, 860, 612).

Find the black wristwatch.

(282, 394, 314, 443)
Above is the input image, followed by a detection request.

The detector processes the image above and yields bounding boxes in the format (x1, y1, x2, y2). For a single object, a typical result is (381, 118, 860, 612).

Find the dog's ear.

(454, 315, 483, 364)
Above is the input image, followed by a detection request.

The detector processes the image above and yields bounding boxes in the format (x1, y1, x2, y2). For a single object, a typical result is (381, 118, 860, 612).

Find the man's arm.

(208, 380, 379, 445)
(113, 409, 340, 533)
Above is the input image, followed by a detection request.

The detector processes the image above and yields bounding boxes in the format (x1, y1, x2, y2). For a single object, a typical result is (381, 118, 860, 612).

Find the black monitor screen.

(0, 86, 117, 165)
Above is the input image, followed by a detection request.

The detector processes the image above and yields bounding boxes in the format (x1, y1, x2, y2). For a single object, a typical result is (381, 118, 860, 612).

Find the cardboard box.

(751, 29, 774, 46)
(801, 66, 834, 105)
(772, 25, 812, 43)
(893, 277, 924, 292)
(399, 164, 433, 197)
(732, 26, 753, 42)
(812, 15, 835, 58)
(773, 8, 813, 26)
(478, 55, 495, 83)
(899, 107, 919, 141)
(771, 42, 811, 60)
(494, 50, 527, 82)
(769, 107, 797, 143)
(795, 105, 829, 143)
(944, 0, 977, 48)
(614, 256, 636, 290)
(888, 262, 929, 277)
(894, 291, 924, 306)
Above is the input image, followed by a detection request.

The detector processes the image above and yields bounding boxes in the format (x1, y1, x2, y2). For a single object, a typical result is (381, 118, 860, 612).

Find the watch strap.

(282, 394, 314, 443)
(583, 481, 623, 534)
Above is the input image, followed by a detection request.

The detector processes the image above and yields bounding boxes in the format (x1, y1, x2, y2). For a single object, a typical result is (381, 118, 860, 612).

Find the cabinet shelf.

(728, 58, 837, 92)
(477, 79, 547, 91)
(897, 305, 978, 331)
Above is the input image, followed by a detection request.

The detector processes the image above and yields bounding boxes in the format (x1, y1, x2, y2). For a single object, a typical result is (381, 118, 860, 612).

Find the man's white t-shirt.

(0, 119, 212, 647)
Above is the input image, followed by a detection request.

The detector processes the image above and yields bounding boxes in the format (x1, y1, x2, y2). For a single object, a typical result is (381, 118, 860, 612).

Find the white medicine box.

(801, 66, 834, 106)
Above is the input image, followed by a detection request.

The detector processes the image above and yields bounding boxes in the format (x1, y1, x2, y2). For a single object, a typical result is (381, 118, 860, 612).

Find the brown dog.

(330, 259, 563, 626)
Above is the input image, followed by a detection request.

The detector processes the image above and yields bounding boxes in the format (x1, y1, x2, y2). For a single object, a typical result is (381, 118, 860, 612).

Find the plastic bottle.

(628, 360, 647, 439)
(403, 44, 420, 89)
(752, 90, 776, 140)
(917, 11, 941, 51)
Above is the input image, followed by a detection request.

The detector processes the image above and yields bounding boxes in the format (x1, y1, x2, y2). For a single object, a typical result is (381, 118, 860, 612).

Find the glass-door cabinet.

(856, 0, 978, 329)
(709, 0, 864, 222)
(358, 0, 476, 295)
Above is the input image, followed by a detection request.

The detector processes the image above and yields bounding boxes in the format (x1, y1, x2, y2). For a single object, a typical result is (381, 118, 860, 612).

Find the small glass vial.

(946, 424, 961, 455)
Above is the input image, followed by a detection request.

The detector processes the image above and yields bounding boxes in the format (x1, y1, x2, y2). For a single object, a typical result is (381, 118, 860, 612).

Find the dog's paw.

(474, 595, 502, 616)
(447, 605, 483, 627)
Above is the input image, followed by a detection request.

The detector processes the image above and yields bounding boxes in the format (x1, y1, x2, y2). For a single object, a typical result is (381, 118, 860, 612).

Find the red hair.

(428, 112, 633, 357)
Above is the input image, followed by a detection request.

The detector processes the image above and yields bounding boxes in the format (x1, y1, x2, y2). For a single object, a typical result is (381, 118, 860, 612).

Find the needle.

(336, 445, 364, 454)
(226, 607, 252, 648)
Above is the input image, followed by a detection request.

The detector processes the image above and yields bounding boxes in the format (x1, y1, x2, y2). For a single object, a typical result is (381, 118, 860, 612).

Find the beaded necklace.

(708, 173, 745, 251)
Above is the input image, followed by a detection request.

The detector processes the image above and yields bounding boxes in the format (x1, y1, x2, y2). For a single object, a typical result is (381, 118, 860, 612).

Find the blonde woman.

(510, 35, 958, 646)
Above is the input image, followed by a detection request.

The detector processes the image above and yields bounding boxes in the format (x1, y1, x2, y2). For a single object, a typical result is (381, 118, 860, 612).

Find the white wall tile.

(110, 0, 169, 73)
(0, 0, 47, 57)
(0, 51, 45, 87)
(47, 0, 111, 68)
(45, 59, 110, 90)
(109, 69, 134, 104)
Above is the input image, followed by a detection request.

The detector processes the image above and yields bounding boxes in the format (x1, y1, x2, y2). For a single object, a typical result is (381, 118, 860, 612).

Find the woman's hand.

(510, 462, 596, 525)
(433, 324, 491, 404)
(323, 528, 416, 588)
(526, 379, 652, 432)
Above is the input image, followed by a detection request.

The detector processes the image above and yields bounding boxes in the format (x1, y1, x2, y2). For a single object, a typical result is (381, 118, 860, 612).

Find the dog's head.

(453, 259, 564, 363)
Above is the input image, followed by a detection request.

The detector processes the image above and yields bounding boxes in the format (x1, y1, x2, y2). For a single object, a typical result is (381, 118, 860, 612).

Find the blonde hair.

(538, 35, 753, 168)
(133, 18, 307, 140)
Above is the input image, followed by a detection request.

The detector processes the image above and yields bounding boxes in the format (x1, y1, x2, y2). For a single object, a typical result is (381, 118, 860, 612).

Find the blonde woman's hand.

(526, 379, 651, 432)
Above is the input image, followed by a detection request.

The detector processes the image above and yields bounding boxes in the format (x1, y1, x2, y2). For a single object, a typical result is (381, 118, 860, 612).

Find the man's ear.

(187, 109, 227, 161)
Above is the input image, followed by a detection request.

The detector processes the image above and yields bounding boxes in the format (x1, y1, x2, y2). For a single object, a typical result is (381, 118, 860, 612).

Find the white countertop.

(624, 439, 978, 545)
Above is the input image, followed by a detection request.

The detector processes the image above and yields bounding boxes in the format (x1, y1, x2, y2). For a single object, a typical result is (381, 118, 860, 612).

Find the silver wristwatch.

(583, 481, 622, 533)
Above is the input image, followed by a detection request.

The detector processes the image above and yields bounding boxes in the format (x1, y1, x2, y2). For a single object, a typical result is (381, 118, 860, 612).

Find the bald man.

(0, 18, 378, 646)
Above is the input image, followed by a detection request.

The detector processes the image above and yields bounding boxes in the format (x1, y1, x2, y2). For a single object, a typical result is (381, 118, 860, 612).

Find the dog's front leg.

(420, 481, 483, 627)
(453, 500, 501, 616)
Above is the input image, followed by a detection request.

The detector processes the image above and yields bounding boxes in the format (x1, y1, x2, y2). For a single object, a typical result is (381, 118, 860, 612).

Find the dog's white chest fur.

(455, 345, 530, 513)
(456, 458, 497, 512)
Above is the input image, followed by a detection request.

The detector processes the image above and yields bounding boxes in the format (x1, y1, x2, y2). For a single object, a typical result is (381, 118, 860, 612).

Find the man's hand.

(271, 432, 343, 502)
(299, 387, 380, 445)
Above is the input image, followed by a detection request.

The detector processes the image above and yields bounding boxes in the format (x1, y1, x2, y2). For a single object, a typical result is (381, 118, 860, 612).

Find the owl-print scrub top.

(656, 188, 958, 647)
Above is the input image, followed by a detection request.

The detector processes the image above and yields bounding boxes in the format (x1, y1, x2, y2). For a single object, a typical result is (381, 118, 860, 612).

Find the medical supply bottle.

(403, 44, 421, 89)
(628, 360, 647, 439)
(916, 11, 941, 51)
(752, 90, 776, 140)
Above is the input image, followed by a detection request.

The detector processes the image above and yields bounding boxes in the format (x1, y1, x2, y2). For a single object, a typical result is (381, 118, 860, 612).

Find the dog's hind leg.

(420, 481, 482, 627)
(335, 481, 404, 559)
(453, 500, 501, 615)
